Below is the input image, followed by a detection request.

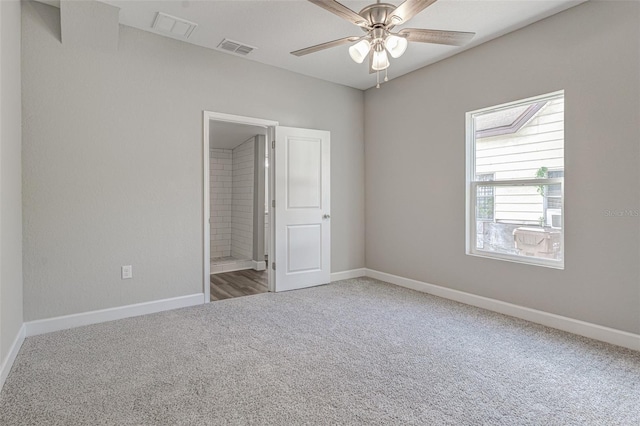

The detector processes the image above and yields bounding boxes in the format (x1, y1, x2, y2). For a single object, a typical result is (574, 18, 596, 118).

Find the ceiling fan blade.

(386, 0, 438, 26)
(398, 28, 475, 46)
(291, 36, 360, 56)
(308, 0, 369, 27)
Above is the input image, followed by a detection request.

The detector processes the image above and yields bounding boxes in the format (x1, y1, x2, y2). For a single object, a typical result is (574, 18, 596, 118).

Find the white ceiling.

(209, 121, 266, 150)
(50, 1, 585, 90)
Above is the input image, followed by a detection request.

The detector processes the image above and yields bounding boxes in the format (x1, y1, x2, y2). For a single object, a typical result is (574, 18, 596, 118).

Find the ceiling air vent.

(217, 38, 257, 56)
(152, 12, 198, 39)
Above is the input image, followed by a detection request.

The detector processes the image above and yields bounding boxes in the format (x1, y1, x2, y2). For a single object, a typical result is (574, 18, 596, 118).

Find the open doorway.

(203, 112, 332, 302)
(203, 112, 278, 302)
(208, 124, 267, 300)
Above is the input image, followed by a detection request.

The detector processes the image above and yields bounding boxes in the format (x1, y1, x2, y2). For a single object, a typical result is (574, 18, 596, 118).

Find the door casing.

(202, 111, 278, 302)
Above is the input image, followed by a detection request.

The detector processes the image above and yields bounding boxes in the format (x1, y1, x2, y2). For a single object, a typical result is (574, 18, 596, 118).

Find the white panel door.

(274, 126, 330, 291)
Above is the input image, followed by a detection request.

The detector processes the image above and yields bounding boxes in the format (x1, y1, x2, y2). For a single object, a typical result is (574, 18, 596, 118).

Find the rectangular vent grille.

(152, 12, 198, 39)
(217, 38, 257, 56)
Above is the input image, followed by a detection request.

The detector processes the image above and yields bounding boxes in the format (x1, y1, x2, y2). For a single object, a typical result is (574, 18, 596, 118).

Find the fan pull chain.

(375, 68, 388, 88)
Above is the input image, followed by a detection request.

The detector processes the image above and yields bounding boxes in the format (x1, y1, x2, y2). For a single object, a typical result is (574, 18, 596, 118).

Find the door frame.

(202, 111, 279, 303)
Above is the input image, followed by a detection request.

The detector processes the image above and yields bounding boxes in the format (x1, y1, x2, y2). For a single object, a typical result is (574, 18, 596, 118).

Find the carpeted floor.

(1, 277, 639, 425)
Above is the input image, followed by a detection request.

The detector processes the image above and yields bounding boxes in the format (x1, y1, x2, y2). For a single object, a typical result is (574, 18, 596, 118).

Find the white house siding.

(476, 98, 564, 224)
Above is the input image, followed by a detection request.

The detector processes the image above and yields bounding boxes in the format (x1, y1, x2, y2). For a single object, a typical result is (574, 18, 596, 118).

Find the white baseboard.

(25, 293, 204, 337)
(365, 269, 640, 351)
(0, 324, 26, 393)
(252, 260, 266, 271)
(331, 268, 367, 282)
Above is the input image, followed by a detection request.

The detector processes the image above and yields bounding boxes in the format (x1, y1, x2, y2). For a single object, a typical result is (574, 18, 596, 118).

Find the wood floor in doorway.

(210, 269, 268, 301)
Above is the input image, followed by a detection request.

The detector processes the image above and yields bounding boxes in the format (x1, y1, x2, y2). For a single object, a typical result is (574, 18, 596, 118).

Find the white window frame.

(465, 90, 565, 269)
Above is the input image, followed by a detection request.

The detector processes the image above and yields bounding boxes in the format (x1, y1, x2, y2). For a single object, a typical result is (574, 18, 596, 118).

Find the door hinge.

(272, 200, 275, 208)
(272, 141, 275, 149)
(272, 262, 276, 270)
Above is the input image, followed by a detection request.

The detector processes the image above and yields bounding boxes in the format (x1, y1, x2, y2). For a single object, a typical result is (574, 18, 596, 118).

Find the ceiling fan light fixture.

(348, 39, 371, 64)
(385, 35, 408, 58)
(291, 0, 476, 84)
(372, 49, 390, 71)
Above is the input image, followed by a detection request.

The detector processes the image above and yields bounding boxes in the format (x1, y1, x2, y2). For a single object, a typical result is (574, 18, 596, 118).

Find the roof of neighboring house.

(476, 102, 546, 138)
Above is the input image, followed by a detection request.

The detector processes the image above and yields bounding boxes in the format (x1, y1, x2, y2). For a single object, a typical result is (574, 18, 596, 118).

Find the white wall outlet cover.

(121, 265, 133, 279)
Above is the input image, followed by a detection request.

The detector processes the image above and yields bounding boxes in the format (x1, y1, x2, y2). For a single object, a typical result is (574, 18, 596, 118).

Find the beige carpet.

(1, 277, 638, 425)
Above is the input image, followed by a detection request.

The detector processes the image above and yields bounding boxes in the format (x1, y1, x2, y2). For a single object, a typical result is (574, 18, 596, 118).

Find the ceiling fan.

(291, 0, 475, 87)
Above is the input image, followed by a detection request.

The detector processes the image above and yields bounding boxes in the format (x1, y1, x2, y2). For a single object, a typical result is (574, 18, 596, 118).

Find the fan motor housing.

(358, 3, 397, 28)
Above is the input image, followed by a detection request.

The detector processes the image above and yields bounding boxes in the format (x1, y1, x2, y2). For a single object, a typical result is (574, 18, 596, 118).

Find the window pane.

(475, 184, 563, 262)
(474, 98, 564, 181)
(476, 174, 495, 220)
(476, 194, 494, 220)
(547, 183, 562, 197)
(547, 197, 562, 209)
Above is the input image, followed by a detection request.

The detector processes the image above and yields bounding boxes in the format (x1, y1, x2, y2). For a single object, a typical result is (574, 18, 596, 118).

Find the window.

(466, 91, 564, 268)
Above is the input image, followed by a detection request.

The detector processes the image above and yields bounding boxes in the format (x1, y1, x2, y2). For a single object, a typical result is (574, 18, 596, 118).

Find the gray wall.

(0, 0, 23, 364)
(364, 1, 640, 334)
(22, 1, 365, 321)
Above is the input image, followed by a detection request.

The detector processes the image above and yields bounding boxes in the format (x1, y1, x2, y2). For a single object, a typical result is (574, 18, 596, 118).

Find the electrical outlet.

(121, 265, 133, 280)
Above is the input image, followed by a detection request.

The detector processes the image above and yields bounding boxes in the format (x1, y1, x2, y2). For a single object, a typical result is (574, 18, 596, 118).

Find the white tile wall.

(210, 149, 232, 258)
(231, 138, 255, 260)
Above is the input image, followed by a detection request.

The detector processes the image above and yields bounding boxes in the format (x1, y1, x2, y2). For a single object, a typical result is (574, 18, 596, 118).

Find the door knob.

(323, 214, 331, 219)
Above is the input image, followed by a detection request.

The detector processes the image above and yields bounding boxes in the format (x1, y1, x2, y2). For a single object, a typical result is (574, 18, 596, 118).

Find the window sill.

(467, 250, 564, 270)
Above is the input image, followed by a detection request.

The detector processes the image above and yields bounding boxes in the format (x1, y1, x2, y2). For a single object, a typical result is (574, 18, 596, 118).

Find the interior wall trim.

(0, 324, 26, 393)
(330, 268, 367, 282)
(365, 269, 640, 351)
(252, 260, 266, 271)
(24, 294, 204, 338)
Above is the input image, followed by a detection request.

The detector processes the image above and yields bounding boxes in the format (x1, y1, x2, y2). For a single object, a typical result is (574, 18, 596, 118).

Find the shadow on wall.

(24, 1, 61, 42)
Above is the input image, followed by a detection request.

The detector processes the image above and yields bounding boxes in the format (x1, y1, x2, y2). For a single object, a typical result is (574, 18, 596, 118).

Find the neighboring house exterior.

(476, 97, 564, 226)
(474, 97, 564, 259)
